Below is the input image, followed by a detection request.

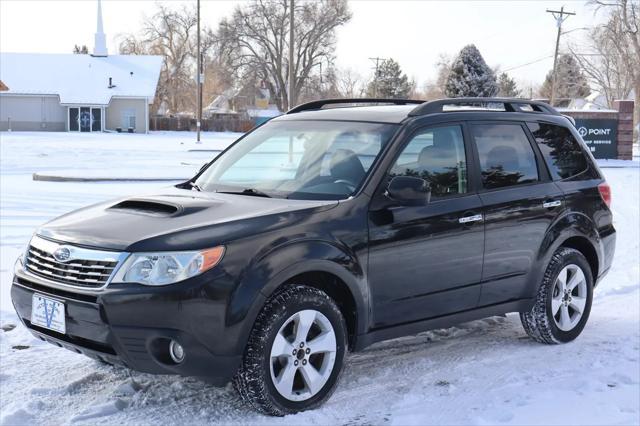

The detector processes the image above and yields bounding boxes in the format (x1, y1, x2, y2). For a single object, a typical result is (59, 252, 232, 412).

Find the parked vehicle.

(12, 98, 616, 415)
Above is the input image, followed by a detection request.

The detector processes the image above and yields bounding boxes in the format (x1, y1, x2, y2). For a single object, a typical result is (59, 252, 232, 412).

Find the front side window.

(195, 120, 398, 200)
(527, 122, 588, 180)
(472, 124, 539, 189)
(389, 125, 467, 198)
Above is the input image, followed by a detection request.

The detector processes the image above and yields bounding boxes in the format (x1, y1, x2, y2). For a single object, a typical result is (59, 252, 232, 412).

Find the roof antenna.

(92, 0, 108, 57)
(108, 77, 115, 88)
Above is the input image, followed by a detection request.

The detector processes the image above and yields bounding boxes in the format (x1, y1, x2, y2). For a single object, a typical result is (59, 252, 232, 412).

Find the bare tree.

(420, 54, 452, 100)
(590, 0, 639, 139)
(570, 28, 634, 107)
(119, 4, 198, 114)
(336, 68, 365, 98)
(211, 0, 351, 111)
(571, 7, 636, 107)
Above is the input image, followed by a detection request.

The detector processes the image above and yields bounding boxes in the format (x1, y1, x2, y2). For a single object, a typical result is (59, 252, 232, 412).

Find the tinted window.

(390, 125, 467, 198)
(472, 124, 539, 189)
(527, 122, 588, 179)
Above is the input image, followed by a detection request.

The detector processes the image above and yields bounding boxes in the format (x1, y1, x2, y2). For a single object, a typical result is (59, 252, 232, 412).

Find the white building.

(0, 0, 161, 133)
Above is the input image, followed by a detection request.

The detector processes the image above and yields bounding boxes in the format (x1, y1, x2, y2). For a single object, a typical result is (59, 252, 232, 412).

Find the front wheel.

(234, 285, 347, 416)
(520, 247, 594, 344)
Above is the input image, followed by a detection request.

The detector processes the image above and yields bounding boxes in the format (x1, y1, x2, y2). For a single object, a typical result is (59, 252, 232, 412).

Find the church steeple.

(92, 0, 108, 57)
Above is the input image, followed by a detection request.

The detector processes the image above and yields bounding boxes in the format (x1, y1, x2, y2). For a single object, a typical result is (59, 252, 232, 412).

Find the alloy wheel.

(269, 309, 337, 401)
(551, 264, 588, 331)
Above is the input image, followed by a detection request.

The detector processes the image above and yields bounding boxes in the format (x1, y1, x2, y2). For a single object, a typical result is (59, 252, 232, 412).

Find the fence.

(149, 116, 255, 133)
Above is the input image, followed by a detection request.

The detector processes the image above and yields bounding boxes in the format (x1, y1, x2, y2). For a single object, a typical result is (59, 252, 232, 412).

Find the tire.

(520, 247, 594, 344)
(233, 285, 348, 416)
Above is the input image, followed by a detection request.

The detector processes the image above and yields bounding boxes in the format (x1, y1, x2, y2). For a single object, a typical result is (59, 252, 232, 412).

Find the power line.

(503, 54, 554, 72)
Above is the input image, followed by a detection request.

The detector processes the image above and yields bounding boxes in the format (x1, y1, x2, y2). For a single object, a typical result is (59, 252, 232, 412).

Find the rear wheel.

(520, 247, 593, 344)
(234, 285, 347, 416)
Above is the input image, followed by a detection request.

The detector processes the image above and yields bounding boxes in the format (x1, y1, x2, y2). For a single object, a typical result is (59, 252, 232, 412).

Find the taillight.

(598, 182, 611, 208)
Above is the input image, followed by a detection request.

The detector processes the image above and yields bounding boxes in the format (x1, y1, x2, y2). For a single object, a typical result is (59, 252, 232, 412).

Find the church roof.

(0, 52, 162, 105)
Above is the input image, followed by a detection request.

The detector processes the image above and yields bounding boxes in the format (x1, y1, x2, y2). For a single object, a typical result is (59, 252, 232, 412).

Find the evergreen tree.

(497, 72, 521, 97)
(366, 58, 412, 99)
(540, 54, 591, 102)
(445, 44, 498, 97)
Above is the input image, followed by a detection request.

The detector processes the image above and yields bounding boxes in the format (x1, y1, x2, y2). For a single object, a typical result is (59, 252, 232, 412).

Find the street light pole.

(288, 0, 295, 110)
(196, 0, 202, 143)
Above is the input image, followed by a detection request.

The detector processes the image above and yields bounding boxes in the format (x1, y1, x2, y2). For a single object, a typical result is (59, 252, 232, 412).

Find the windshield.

(194, 120, 398, 200)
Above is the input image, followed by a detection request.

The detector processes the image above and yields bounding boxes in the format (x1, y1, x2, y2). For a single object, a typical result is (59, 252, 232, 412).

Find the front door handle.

(543, 200, 562, 209)
(459, 214, 483, 224)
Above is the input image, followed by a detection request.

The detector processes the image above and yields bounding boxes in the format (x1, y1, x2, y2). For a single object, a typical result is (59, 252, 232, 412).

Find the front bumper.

(11, 268, 242, 386)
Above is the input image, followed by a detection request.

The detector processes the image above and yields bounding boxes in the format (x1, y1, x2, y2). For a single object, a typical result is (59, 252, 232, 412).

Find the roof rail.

(287, 98, 425, 114)
(408, 98, 560, 116)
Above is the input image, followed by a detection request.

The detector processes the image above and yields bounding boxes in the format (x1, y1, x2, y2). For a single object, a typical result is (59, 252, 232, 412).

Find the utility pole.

(288, 0, 295, 110)
(546, 6, 575, 106)
(196, 0, 202, 143)
(369, 57, 386, 98)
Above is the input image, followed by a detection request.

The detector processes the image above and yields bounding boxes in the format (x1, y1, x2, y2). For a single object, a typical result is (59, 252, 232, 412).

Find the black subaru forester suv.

(12, 98, 615, 415)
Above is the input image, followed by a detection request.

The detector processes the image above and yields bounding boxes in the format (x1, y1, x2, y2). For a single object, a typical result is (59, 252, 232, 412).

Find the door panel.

(369, 195, 484, 327)
(478, 182, 564, 305)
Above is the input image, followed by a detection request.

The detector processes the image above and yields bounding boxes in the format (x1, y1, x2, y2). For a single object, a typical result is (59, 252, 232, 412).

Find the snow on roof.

(0, 52, 162, 105)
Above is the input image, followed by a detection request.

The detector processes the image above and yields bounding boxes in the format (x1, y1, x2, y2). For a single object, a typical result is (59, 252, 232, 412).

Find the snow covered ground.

(0, 131, 638, 425)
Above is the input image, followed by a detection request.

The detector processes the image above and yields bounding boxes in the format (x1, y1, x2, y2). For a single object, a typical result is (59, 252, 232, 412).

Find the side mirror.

(386, 176, 431, 206)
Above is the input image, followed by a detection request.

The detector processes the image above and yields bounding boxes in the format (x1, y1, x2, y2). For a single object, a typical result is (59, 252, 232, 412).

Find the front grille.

(25, 236, 121, 289)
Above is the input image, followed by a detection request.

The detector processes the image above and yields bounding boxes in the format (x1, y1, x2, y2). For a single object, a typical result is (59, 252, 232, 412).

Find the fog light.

(169, 340, 185, 363)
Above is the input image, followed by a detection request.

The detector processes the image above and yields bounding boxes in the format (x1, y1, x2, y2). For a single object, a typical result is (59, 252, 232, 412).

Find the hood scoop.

(108, 199, 180, 217)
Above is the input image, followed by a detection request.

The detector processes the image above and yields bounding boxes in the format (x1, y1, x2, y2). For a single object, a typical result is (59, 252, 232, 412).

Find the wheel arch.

(228, 240, 369, 354)
(558, 236, 599, 281)
(280, 270, 360, 350)
(528, 211, 602, 298)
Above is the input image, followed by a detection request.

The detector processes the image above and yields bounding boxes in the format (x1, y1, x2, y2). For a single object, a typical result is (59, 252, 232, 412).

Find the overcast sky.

(0, 0, 605, 90)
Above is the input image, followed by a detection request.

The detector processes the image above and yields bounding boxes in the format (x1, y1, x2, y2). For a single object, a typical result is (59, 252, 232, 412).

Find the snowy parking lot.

(0, 131, 638, 425)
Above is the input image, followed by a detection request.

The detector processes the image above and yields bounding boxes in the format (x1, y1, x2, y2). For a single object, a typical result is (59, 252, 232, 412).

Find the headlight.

(112, 246, 225, 286)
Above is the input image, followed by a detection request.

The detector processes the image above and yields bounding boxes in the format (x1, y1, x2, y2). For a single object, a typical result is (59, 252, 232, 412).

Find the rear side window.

(527, 122, 589, 180)
(471, 124, 539, 189)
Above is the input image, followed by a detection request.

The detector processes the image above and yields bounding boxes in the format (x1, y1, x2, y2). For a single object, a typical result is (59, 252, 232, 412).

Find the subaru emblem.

(53, 247, 71, 262)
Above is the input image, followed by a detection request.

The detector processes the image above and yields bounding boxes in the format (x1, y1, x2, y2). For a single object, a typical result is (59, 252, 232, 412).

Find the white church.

(0, 0, 162, 133)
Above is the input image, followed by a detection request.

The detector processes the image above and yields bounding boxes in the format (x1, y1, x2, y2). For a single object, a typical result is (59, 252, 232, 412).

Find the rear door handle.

(543, 200, 562, 209)
(459, 214, 483, 224)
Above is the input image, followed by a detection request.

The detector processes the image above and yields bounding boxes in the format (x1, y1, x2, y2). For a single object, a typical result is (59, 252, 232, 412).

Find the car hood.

(37, 187, 338, 252)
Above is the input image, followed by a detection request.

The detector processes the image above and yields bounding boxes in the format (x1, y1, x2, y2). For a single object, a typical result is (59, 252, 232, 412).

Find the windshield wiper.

(217, 188, 272, 198)
(187, 181, 203, 192)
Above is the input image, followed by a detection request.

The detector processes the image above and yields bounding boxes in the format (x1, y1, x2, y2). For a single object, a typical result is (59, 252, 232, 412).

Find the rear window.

(471, 124, 539, 189)
(527, 122, 589, 180)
